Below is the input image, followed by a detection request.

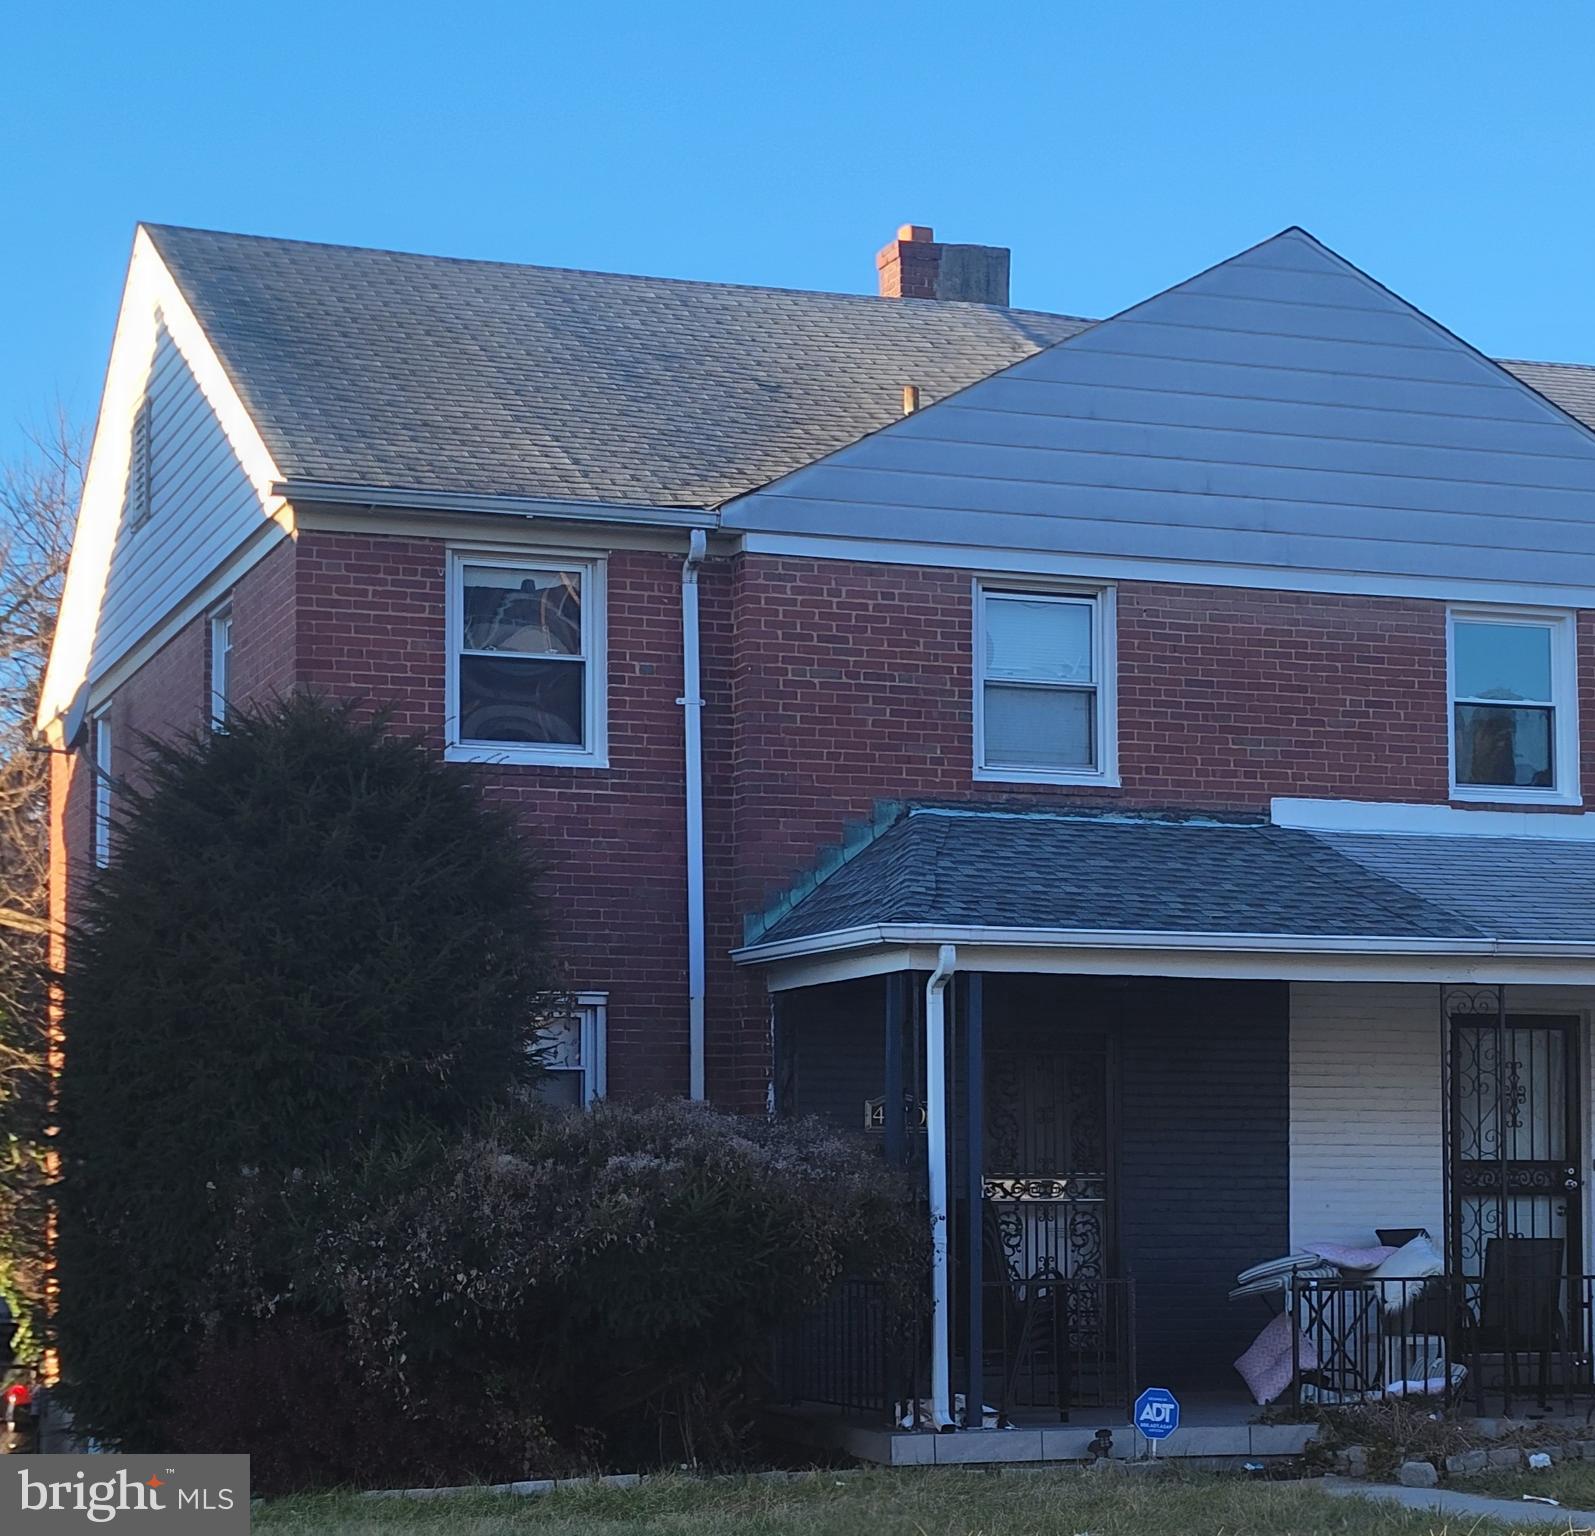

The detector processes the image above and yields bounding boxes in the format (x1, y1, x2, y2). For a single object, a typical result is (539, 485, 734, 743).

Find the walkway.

(1322, 1474, 1595, 1530)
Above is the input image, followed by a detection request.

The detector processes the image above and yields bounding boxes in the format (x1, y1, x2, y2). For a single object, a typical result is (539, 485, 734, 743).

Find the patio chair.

(1464, 1237, 1567, 1410)
(980, 1209, 1074, 1423)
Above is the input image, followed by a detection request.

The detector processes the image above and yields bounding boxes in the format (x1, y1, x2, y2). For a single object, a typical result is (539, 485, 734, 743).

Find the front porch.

(764, 970, 1595, 1458)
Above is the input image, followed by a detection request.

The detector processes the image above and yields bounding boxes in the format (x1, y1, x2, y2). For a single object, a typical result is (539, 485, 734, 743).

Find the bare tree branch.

(0, 409, 81, 1335)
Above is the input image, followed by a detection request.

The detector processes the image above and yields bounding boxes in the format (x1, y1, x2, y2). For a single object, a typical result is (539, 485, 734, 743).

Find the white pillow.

(1368, 1233, 1444, 1312)
(1368, 1233, 1444, 1282)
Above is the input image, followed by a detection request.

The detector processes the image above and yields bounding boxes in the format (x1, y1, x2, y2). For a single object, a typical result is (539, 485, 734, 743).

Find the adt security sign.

(1134, 1386, 1180, 1444)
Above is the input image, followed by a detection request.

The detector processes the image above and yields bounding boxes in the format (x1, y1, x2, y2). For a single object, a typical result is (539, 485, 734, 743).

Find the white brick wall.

(1289, 982, 1446, 1249)
(1290, 982, 1594, 1264)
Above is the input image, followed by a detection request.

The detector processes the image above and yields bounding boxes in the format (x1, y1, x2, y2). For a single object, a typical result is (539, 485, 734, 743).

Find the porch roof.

(733, 807, 1595, 985)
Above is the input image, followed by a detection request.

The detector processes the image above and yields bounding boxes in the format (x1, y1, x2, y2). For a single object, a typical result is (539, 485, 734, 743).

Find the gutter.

(275, 480, 720, 532)
(730, 923, 1595, 966)
(924, 944, 957, 1431)
(681, 530, 708, 1100)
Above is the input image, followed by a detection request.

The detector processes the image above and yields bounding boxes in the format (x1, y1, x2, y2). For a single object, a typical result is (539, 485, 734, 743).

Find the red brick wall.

(293, 531, 694, 1100)
(51, 532, 1595, 1111)
(227, 538, 297, 706)
(723, 556, 1571, 912)
(50, 540, 299, 951)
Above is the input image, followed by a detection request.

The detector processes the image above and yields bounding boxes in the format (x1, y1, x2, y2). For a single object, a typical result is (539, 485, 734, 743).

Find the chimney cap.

(897, 224, 935, 243)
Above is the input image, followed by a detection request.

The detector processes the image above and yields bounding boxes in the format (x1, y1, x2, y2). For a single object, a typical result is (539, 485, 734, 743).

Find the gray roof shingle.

(144, 224, 1595, 509)
(751, 809, 1494, 947)
(1499, 359, 1595, 433)
(1316, 830, 1595, 944)
(145, 225, 1086, 508)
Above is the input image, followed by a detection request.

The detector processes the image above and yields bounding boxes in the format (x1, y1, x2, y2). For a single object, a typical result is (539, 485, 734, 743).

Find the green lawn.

(256, 1468, 1539, 1535)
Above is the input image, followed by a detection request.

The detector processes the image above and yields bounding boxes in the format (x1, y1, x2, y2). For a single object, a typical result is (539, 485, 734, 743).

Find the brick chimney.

(876, 224, 1011, 305)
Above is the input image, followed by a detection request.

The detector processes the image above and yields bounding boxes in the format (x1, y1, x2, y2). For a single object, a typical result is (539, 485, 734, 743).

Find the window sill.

(974, 765, 1121, 789)
(1450, 785, 1583, 810)
(446, 743, 609, 770)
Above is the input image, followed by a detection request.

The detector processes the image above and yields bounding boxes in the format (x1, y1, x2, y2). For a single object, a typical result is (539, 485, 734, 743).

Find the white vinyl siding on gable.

(89, 319, 279, 687)
(723, 230, 1595, 602)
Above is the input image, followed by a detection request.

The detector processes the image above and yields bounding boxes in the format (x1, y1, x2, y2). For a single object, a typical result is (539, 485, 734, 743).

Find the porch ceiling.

(733, 807, 1595, 986)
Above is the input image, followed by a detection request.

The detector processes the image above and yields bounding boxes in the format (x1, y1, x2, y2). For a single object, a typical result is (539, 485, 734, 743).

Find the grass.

(1453, 1460, 1595, 1510)
(254, 1467, 1551, 1535)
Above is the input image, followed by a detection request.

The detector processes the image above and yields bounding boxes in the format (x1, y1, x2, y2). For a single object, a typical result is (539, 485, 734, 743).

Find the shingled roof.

(145, 225, 1087, 509)
(741, 806, 1595, 954)
(144, 224, 1595, 512)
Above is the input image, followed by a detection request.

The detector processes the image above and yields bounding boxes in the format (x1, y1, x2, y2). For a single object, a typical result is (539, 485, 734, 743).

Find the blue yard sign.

(1134, 1386, 1180, 1443)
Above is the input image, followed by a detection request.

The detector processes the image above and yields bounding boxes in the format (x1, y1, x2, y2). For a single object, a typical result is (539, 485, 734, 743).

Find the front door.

(1449, 1014, 1583, 1279)
(982, 1022, 1114, 1282)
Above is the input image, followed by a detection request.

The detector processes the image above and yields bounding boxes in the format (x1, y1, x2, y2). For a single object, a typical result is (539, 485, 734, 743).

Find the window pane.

(986, 596, 1092, 684)
(463, 566, 582, 655)
(984, 684, 1094, 769)
(1454, 621, 1552, 703)
(533, 1071, 585, 1109)
(459, 655, 584, 745)
(1455, 704, 1553, 788)
(536, 1016, 582, 1071)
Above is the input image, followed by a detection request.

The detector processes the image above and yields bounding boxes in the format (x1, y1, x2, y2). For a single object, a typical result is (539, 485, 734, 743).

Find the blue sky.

(4, 2, 1593, 468)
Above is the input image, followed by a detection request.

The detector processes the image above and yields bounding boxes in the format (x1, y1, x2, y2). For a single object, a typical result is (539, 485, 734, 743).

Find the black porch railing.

(980, 1274, 1136, 1425)
(771, 1277, 925, 1423)
(1291, 1272, 1595, 1416)
(772, 1274, 1135, 1427)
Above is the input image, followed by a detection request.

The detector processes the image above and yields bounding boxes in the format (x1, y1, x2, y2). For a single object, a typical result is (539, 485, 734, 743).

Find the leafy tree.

(55, 694, 554, 1447)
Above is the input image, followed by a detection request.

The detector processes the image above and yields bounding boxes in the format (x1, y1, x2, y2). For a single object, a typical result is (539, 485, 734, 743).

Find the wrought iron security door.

(1448, 1009, 1582, 1279)
(983, 1027, 1113, 1282)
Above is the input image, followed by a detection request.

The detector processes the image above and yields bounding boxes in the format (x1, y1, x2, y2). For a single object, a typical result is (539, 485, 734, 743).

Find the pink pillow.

(1234, 1311, 1319, 1405)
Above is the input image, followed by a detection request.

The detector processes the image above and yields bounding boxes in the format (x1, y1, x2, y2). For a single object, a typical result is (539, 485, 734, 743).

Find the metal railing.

(1290, 1273, 1595, 1417)
(980, 1274, 1136, 1425)
(773, 1273, 1134, 1427)
(772, 1277, 925, 1423)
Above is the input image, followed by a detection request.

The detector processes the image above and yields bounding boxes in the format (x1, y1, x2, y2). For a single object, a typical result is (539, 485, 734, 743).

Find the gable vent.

(129, 397, 153, 528)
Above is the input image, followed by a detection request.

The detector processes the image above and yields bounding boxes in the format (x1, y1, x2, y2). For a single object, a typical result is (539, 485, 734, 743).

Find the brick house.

(40, 221, 1595, 1445)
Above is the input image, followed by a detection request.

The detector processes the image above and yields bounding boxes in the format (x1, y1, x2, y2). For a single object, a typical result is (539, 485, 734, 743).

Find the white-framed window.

(973, 581, 1118, 785)
(128, 396, 153, 529)
(533, 992, 608, 1108)
(209, 605, 233, 729)
(1448, 606, 1580, 805)
(445, 551, 608, 767)
(92, 707, 113, 868)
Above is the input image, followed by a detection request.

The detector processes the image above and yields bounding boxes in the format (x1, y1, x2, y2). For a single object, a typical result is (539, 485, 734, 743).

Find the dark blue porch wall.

(780, 977, 887, 1131)
(782, 972, 1290, 1392)
(1116, 978, 1291, 1389)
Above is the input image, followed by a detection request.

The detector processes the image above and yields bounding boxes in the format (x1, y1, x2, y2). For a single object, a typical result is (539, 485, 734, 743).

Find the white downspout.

(925, 942, 957, 1429)
(681, 529, 708, 1100)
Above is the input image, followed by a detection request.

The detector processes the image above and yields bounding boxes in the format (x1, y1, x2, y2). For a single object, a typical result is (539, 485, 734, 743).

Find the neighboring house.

(41, 220, 1595, 1441)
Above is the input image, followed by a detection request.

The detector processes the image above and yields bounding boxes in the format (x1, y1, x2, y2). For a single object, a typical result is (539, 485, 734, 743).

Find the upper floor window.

(92, 708, 113, 868)
(532, 992, 608, 1108)
(446, 552, 607, 767)
(1449, 607, 1579, 804)
(209, 605, 233, 729)
(974, 583, 1117, 785)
